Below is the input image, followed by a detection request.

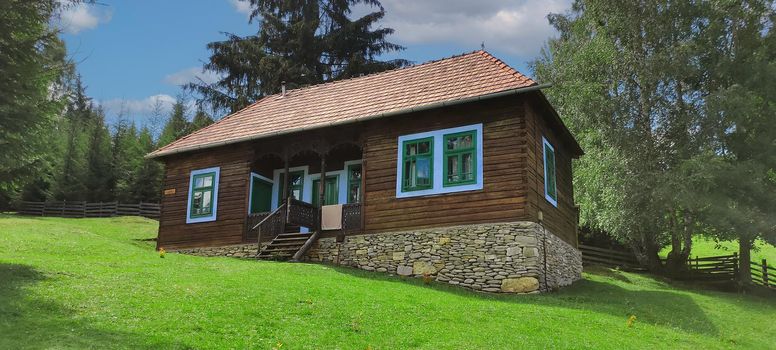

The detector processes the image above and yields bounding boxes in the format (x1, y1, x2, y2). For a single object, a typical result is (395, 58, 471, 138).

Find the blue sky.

(57, 0, 571, 125)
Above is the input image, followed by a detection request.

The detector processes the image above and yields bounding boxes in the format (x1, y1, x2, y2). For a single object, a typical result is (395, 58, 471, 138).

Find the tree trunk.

(739, 235, 753, 285)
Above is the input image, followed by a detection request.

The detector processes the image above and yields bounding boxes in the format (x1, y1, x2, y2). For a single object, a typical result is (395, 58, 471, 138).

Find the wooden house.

(148, 51, 584, 293)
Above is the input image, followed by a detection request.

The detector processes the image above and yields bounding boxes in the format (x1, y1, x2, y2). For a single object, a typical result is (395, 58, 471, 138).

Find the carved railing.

(287, 198, 318, 229)
(252, 203, 286, 248)
(245, 212, 270, 241)
(342, 203, 362, 231)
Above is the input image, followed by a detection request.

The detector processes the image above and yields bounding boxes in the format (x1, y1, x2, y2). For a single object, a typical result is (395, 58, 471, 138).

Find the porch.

(243, 131, 365, 260)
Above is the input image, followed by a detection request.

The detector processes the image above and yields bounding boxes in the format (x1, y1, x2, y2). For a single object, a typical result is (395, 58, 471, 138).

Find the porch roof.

(148, 50, 582, 159)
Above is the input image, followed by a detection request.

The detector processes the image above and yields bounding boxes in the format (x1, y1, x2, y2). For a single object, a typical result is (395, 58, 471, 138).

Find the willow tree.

(188, 0, 407, 114)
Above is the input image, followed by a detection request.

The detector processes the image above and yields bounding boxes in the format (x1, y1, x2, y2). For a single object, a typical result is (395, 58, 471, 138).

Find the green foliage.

(1, 215, 775, 349)
(0, 0, 69, 207)
(533, 0, 776, 272)
(188, 0, 408, 114)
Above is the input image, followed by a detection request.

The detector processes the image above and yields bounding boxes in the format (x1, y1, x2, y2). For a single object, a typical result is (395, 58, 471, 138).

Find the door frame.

(312, 174, 340, 207)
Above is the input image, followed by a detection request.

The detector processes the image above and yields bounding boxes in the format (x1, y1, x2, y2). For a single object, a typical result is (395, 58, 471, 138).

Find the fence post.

(764, 259, 769, 288)
(733, 252, 739, 283)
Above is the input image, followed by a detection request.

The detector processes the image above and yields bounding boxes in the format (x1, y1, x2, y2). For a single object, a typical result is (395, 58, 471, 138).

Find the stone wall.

(307, 221, 582, 293)
(173, 243, 264, 259)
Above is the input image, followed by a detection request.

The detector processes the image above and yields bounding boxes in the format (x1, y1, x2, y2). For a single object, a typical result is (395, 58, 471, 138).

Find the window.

(187, 167, 220, 223)
(277, 170, 304, 204)
(401, 137, 433, 191)
(443, 131, 477, 186)
(347, 164, 362, 203)
(543, 137, 558, 207)
(395, 124, 483, 198)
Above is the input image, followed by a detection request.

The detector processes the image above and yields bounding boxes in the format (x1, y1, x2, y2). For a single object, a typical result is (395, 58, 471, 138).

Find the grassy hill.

(659, 236, 776, 263)
(1, 214, 774, 349)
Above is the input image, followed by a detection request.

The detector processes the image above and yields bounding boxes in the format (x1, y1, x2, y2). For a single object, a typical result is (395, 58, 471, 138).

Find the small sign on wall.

(163, 188, 176, 195)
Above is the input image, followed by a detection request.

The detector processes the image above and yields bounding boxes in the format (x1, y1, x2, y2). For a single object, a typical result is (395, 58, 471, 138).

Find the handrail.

(291, 230, 320, 262)
(252, 203, 286, 231)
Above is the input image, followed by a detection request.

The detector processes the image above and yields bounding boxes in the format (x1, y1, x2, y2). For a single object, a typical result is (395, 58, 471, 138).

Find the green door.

(250, 176, 273, 213)
(312, 176, 339, 207)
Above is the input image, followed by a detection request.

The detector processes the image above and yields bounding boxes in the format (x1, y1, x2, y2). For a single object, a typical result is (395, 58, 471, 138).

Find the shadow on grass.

(322, 263, 719, 336)
(0, 263, 181, 350)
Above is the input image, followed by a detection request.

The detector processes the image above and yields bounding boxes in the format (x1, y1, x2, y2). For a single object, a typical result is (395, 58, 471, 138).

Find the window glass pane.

(202, 176, 213, 188)
(416, 157, 430, 184)
(348, 184, 360, 203)
(195, 177, 204, 188)
(349, 166, 361, 181)
(202, 191, 212, 210)
(407, 143, 417, 156)
(418, 141, 430, 154)
(193, 191, 203, 212)
(290, 174, 302, 186)
(462, 153, 473, 180)
(291, 188, 301, 200)
(447, 133, 474, 150)
(447, 155, 458, 182)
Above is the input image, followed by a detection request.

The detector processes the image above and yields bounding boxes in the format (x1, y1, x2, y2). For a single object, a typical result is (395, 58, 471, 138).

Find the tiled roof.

(148, 50, 539, 158)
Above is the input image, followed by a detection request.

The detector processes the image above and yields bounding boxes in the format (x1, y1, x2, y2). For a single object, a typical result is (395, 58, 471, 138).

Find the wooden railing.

(342, 203, 362, 231)
(245, 212, 271, 241)
(287, 198, 318, 229)
(252, 204, 286, 248)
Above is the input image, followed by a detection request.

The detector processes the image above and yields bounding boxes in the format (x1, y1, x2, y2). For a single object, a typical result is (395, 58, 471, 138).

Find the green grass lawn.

(1, 214, 775, 349)
(660, 236, 776, 263)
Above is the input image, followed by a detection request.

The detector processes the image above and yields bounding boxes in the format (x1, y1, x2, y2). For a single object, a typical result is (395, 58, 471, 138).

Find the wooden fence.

(683, 254, 739, 282)
(578, 244, 646, 271)
(580, 245, 773, 290)
(17, 201, 159, 219)
(750, 259, 774, 289)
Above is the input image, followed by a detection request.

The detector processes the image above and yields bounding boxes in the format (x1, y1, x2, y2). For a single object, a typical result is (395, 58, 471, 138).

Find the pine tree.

(112, 119, 143, 203)
(188, 107, 214, 134)
(131, 127, 164, 202)
(0, 0, 70, 208)
(158, 97, 190, 147)
(84, 106, 114, 202)
(188, 0, 407, 114)
(53, 75, 92, 201)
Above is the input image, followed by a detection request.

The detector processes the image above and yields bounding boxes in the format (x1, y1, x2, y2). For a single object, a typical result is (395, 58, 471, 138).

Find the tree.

(130, 127, 163, 202)
(52, 75, 93, 201)
(699, 1, 776, 282)
(188, 0, 407, 114)
(189, 107, 215, 134)
(0, 0, 70, 208)
(111, 118, 143, 203)
(532, 0, 731, 273)
(84, 106, 114, 202)
(158, 97, 190, 147)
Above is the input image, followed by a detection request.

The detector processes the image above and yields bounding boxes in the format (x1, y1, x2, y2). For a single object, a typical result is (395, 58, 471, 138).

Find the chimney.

(281, 81, 286, 97)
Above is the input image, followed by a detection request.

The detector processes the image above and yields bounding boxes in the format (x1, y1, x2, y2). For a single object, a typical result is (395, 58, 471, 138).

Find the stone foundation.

(173, 243, 265, 259)
(308, 221, 582, 293)
(171, 221, 582, 293)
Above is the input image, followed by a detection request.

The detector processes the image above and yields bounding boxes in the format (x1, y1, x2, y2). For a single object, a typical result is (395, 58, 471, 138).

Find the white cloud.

(229, 0, 253, 16)
(163, 67, 222, 86)
(57, 2, 113, 34)
(379, 0, 571, 56)
(100, 94, 177, 118)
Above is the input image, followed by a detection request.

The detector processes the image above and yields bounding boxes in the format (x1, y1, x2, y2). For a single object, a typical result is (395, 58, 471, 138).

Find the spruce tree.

(158, 97, 190, 147)
(84, 106, 114, 202)
(188, 0, 407, 114)
(131, 127, 164, 202)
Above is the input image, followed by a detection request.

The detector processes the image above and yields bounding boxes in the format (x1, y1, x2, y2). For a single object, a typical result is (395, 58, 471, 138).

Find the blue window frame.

(186, 167, 220, 223)
(542, 137, 558, 207)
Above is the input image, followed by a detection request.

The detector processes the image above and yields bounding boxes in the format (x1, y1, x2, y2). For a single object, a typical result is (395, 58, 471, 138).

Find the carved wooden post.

(281, 152, 290, 202)
(318, 145, 327, 231)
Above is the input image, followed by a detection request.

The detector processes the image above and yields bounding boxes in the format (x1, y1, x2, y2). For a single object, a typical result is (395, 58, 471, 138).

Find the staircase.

(253, 198, 321, 261)
(258, 226, 309, 260)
